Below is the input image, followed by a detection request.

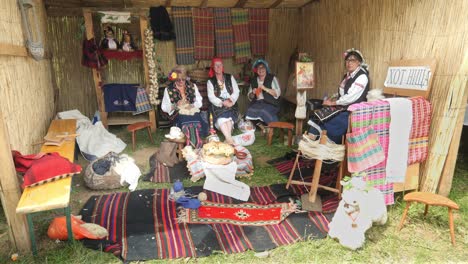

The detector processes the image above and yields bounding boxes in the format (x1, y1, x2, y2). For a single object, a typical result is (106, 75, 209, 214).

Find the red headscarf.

(208, 57, 223, 78)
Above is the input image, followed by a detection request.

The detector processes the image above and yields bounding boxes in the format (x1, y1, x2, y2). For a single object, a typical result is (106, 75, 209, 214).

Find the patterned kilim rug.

(178, 201, 296, 226)
(80, 184, 338, 261)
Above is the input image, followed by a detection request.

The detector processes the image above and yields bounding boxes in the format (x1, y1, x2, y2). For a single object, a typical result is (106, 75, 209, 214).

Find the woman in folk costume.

(308, 48, 370, 143)
(161, 66, 207, 148)
(207, 58, 240, 145)
(245, 59, 281, 127)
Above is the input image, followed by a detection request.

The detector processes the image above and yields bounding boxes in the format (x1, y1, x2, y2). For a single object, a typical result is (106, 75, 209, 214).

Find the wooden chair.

(127, 121, 154, 151)
(398, 192, 459, 245)
(286, 130, 344, 202)
(267, 121, 295, 147)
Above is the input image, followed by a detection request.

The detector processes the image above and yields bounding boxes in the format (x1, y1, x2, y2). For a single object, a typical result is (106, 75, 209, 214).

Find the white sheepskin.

(113, 154, 141, 191)
(328, 177, 387, 250)
(367, 88, 385, 102)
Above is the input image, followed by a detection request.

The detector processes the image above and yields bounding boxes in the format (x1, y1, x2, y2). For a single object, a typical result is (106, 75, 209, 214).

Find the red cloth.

(12, 151, 46, 173)
(193, 8, 215, 60)
(407, 96, 432, 164)
(21, 152, 82, 188)
(101, 50, 142, 60)
(180, 201, 294, 226)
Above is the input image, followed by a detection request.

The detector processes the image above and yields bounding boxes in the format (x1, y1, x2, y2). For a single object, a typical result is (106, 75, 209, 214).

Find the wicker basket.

(189, 62, 210, 82)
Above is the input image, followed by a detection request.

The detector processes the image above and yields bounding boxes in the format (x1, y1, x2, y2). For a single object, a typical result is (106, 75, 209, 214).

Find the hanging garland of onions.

(144, 27, 160, 106)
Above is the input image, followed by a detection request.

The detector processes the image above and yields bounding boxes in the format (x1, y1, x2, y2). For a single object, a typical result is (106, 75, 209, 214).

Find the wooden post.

(438, 87, 468, 196)
(0, 111, 31, 252)
(83, 8, 107, 128)
(139, 11, 157, 132)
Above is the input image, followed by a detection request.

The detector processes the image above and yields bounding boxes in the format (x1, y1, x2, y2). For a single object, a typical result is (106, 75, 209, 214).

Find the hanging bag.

(346, 126, 385, 172)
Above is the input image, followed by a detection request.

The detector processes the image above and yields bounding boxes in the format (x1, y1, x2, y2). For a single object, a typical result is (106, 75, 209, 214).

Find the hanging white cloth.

(203, 161, 250, 201)
(383, 98, 413, 183)
(295, 90, 307, 119)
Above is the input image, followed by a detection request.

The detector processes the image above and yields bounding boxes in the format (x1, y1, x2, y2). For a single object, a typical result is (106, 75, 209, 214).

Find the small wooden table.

(16, 119, 76, 255)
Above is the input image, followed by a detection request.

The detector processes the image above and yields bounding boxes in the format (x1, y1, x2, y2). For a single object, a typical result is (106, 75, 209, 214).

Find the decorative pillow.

(22, 152, 82, 188)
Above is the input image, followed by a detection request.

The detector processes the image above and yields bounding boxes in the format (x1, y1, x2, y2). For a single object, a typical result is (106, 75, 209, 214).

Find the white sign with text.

(384, 66, 432, 90)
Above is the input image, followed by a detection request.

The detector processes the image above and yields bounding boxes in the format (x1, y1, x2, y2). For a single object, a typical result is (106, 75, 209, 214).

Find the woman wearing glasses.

(245, 59, 281, 130)
(161, 65, 207, 148)
(308, 49, 370, 143)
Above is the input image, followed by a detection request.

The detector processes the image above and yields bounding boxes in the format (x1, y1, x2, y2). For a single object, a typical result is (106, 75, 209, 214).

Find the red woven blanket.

(193, 8, 215, 60)
(179, 201, 296, 226)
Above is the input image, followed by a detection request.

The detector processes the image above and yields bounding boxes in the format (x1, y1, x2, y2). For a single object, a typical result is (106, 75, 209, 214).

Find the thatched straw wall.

(47, 16, 97, 118)
(0, 0, 55, 154)
(300, 0, 468, 194)
(47, 8, 299, 116)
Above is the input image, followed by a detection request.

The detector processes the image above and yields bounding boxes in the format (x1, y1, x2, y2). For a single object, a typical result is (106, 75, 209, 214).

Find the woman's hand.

(223, 99, 233, 108)
(323, 99, 337, 106)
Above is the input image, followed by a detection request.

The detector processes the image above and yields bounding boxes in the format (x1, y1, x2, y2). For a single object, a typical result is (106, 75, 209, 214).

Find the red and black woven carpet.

(80, 183, 338, 261)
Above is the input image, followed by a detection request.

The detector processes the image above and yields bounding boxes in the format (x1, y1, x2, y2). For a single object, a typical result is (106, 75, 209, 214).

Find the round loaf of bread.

(202, 141, 235, 165)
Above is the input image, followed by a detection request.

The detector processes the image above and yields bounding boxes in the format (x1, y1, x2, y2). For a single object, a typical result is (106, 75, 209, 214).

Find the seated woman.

(161, 66, 207, 148)
(308, 48, 370, 143)
(207, 58, 240, 145)
(245, 59, 281, 127)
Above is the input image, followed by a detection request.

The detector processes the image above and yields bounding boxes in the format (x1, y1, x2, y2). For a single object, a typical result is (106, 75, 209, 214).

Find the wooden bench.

(16, 119, 77, 255)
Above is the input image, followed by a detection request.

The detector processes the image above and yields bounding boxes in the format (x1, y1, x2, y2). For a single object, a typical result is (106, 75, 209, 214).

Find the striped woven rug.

(173, 7, 195, 65)
(231, 9, 251, 63)
(80, 184, 338, 261)
(193, 8, 215, 60)
(214, 8, 235, 58)
(348, 101, 394, 205)
(249, 8, 269, 55)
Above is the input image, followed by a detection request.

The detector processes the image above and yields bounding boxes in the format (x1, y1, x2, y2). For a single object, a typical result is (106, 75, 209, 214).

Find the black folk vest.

(250, 74, 280, 107)
(341, 68, 369, 106)
(209, 74, 238, 118)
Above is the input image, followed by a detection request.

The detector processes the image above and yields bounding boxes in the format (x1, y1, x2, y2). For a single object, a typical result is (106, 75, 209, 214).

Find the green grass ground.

(0, 127, 466, 263)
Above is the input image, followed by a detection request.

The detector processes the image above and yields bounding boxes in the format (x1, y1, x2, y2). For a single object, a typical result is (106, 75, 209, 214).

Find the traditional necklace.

(217, 77, 225, 90)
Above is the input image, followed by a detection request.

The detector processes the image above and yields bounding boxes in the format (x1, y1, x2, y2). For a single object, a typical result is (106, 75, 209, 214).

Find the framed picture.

(296, 62, 314, 89)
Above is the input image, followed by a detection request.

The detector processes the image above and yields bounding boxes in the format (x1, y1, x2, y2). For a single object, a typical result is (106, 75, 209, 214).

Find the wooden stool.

(267, 121, 294, 147)
(398, 192, 460, 245)
(127, 121, 154, 151)
(167, 137, 186, 160)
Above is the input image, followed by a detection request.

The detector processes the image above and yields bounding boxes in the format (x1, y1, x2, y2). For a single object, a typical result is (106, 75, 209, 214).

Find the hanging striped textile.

(248, 8, 269, 55)
(193, 8, 215, 60)
(172, 7, 195, 65)
(407, 96, 432, 164)
(348, 101, 395, 205)
(231, 9, 251, 63)
(214, 8, 235, 58)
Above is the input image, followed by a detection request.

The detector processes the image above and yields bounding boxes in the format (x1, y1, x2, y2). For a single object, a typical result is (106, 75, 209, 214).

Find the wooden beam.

(0, 110, 31, 252)
(270, 0, 284, 8)
(200, 0, 208, 8)
(300, 0, 315, 9)
(235, 0, 248, 8)
(438, 83, 468, 196)
(83, 8, 107, 127)
(0, 43, 28, 57)
(165, 0, 171, 7)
